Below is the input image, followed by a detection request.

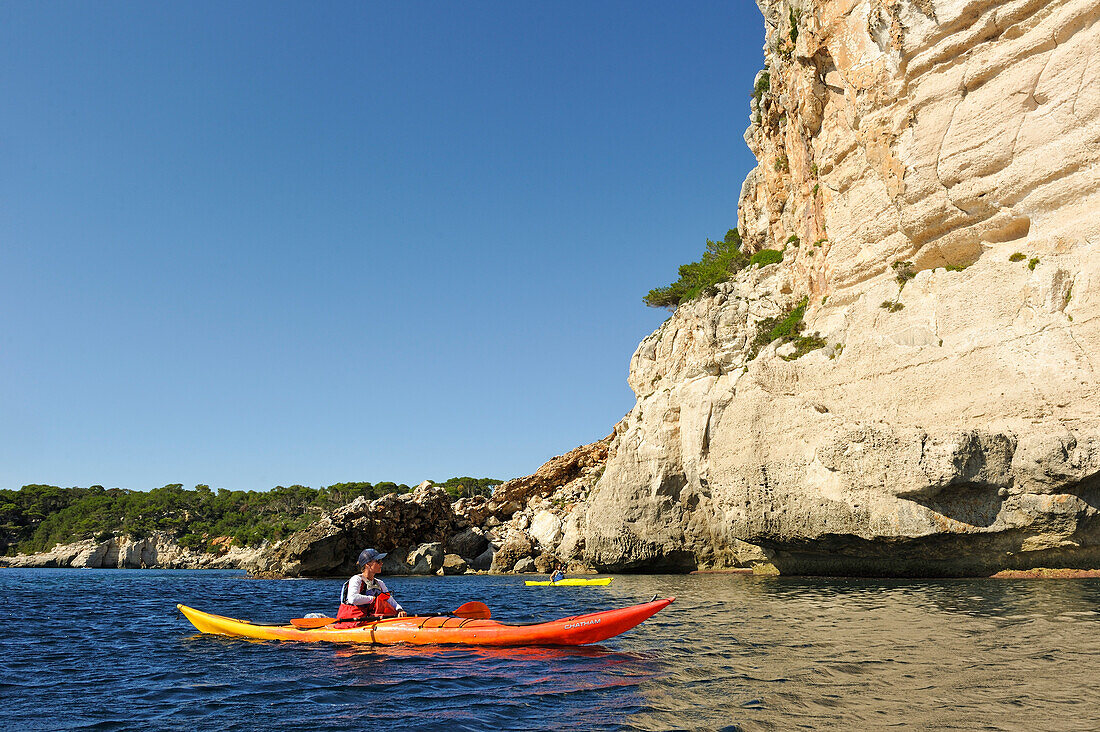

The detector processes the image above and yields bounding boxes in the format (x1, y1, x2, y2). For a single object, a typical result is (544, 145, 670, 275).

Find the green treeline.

(433, 477, 502, 500)
(0, 477, 502, 556)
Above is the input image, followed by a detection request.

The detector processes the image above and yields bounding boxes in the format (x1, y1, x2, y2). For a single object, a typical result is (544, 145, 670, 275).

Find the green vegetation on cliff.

(0, 477, 502, 556)
(644, 229, 747, 309)
(749, 248, 784, 267)
(748, 297, 828, 360)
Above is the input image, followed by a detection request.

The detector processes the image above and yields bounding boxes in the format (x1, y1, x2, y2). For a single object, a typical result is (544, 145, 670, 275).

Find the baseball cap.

(357, 548, 388, 565)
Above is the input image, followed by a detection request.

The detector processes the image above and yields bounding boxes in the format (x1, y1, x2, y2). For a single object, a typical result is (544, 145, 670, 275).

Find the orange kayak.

(177, 597, 673, 646)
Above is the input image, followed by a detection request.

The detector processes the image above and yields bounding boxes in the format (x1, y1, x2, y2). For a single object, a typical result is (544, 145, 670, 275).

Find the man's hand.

(397, 610, 408, 617)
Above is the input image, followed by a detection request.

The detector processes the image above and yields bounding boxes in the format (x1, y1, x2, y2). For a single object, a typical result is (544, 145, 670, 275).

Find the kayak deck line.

(177, 597, 674, 646)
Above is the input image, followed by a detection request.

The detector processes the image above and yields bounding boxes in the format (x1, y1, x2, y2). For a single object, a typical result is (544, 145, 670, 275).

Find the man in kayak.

(549, 563, 565, 584)
(334, 548, 407, 626)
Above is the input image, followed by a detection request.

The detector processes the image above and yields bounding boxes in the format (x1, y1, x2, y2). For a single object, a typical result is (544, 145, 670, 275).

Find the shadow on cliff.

(756, 469, 1100, 577)
(760, 531, 1100, 578)
(760, 491, 1100, 578)
(1066, 473, 1100, 512)
(905, 481, 1006, 529)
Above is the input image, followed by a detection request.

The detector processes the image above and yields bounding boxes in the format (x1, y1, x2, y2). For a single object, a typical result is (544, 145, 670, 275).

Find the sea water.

(2, 568, 1098, 731)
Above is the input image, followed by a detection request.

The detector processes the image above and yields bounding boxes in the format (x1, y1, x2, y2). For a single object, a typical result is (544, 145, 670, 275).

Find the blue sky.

(0, 1, 764, 492)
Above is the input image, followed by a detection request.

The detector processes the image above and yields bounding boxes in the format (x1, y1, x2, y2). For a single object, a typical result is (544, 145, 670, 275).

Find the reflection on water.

(1, 570, 1098, 731)
(615, 575, 1100, 732)
(331, 641, 625, 662)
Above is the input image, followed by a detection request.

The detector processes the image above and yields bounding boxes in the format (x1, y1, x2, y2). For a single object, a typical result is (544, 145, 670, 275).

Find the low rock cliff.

(244, 443, 610, 578)
(583, 0, 1100, 575)
(0, 532, 266, 570)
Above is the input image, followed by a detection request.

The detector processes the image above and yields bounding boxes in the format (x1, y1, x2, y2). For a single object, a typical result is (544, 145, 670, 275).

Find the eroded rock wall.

(244, 440, 611, 577)
(0, 532, 268, 570)
(584, 0, 1100, 575)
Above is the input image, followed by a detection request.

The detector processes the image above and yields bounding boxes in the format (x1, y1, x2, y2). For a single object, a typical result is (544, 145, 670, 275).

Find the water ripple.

(3, 570, 1100, 730)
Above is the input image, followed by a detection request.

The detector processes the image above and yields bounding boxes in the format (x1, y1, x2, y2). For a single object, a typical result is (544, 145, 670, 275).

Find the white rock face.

(0, 532, 268, 569)
(584, 0, 1100, 575)
(529, 510, 564, 551)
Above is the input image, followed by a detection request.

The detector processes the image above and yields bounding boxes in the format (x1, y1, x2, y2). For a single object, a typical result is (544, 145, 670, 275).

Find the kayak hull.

(525, 578, 614, 586)
(178, 597, 673, 646)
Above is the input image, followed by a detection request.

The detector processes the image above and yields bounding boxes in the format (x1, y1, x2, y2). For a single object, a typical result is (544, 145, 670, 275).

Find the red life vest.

(335, 578, 397, 623)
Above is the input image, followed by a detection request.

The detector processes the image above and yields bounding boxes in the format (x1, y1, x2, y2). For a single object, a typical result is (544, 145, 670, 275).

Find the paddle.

(290, 601, 491, 628)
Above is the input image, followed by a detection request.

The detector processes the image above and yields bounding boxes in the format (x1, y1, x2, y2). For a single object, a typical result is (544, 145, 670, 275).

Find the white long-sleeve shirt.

(342, 575, 404, 613)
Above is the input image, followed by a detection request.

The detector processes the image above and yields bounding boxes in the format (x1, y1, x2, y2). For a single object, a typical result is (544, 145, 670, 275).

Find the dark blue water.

(3, 569, 1099, 731)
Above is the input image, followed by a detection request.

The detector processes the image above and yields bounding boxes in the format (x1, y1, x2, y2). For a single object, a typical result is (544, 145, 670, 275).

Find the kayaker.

(335, 548, 407, 625)
(549, 563, 565, 584)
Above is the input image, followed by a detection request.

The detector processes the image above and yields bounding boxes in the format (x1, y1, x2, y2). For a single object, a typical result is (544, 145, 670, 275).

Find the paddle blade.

(290, 617, 337, 629)
(453, 601, 491, 620)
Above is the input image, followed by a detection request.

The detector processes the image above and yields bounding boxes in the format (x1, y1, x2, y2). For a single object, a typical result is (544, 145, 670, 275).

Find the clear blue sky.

(0, 1, 764, 492)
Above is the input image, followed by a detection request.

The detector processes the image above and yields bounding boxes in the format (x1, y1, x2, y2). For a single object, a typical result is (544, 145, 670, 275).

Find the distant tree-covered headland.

(0, 478, 503, 557)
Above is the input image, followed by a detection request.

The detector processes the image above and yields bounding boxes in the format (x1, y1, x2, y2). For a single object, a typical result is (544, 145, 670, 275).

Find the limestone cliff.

(583, 0, 1100, 575)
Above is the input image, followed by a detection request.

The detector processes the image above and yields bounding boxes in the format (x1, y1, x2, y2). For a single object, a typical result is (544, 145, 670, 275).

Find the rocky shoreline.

(1, 438, 614, 578)
(0, 531, 267, 571)
(6, 428, 1100, 579)
(245, 438, 613, 578)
